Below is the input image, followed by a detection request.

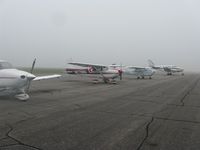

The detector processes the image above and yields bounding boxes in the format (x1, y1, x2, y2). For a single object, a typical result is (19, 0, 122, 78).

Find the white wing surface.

(33, 74, 61, 81)
(68, 62, 108, 69)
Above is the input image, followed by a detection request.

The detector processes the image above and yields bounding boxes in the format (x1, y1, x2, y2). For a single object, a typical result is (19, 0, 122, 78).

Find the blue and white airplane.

(110, 65, 155, 79)
(148, 59, 184, 76)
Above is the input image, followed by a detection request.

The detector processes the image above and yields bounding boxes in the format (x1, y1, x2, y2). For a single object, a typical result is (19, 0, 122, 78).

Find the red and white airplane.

(0, 59, 61, 101)
(66, 62, 122, 84)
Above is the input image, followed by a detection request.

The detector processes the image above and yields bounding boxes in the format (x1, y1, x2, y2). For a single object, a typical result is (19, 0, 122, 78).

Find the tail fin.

(148, 59, 155, 68)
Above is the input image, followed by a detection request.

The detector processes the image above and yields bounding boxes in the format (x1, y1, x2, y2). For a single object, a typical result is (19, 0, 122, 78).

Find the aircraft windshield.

(0, 61, 12, 69)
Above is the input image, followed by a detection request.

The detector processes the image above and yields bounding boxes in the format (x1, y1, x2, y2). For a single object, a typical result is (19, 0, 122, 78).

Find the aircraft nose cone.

(26, 73, 36, 80)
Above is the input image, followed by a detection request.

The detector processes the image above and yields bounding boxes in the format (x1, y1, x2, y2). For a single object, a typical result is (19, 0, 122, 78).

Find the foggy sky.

(1, 0, 200, 71)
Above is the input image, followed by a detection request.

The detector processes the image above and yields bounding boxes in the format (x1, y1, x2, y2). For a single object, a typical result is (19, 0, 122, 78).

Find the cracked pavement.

(0, 74, 200, 150)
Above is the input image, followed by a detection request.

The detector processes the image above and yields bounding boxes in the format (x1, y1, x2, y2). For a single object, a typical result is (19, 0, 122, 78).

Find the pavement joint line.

(86, 110, 151, 118)
(154, 117, 200, 124)
(0, 137, 8, 141)
(86, 110, 200, 125)
(0, 124, 43, 150)
(0, 143, 19, 148)
(167, 103, 200, 109)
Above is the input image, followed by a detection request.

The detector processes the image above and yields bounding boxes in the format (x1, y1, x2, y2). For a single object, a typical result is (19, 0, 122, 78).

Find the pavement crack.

(74, 104, 82, 109)
(180, 78, 200, 106)
(136, 117, 154, 150)
(0, 124, 43, 150)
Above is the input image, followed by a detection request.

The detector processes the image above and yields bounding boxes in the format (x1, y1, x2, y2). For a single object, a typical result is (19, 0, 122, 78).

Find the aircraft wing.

(33, 74, 61, 81)
(68, 62, 108, 70)
(127, 66, 146, 70)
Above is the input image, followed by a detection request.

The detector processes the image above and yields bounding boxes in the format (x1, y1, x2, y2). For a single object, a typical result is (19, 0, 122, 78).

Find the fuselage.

(66, 67, 120, 76)
(153, 65, 184, 73)
(124, 67, 155, 77)
(0, 69, 35, 96)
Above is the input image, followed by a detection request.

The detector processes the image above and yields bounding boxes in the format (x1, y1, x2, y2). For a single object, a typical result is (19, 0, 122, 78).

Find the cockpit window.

(0, 62, 13, 69)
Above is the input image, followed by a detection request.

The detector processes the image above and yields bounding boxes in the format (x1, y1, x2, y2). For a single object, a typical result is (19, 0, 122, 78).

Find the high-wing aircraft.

(0, 59, 61, 101)
(66, 62, 122, 84)
(148, 59, 184, 75)
(110, 65, 155, 79)
(124, 66, 155, 79)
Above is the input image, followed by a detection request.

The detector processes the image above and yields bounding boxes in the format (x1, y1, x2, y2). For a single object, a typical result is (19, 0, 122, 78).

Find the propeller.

(26, 58, 36, 92)
(30, 58, 36, 74)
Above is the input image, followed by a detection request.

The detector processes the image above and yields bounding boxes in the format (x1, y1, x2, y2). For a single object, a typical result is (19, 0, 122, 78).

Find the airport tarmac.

(0, 73, 200, 150)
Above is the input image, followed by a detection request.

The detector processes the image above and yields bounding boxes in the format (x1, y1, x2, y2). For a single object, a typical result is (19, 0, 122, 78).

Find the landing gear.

(110, 79, 117, 84)
(102, 78, 117, 84)
(92, 79, 99, 84)
(167, 72, 172, 76)
(137, 76, 152, 80)
(103, 78, 109, 84)
(15, 93, 29, 101)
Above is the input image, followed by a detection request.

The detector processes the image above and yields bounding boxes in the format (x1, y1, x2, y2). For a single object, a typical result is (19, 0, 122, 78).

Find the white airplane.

(148, 59, 184, 75)
(66, 62, 122, 84)
(0, 59, 61, 101)
(110, 65, 155, 79)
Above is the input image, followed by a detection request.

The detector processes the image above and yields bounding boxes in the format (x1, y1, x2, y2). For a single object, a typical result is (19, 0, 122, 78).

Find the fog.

(1, 0, 200, 71)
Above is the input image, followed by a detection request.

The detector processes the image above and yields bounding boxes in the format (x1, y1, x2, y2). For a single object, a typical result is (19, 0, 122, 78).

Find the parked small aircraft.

(124, 66, 155, 79)
(148, 59, 184, 75)
(66, 62, 122, 84)
(0, 59, 61, 101)
(110, 65, 155, 79)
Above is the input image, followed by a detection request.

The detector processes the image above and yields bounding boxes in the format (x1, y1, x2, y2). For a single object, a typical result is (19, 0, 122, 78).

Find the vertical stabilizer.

(148, 59, 155, 68)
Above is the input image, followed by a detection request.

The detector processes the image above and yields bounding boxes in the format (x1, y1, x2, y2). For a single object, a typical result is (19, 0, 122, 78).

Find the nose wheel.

(15, 93, 29, 101)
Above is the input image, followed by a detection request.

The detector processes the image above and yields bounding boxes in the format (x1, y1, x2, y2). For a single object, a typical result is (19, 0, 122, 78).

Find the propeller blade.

(26, 79, 31, 92)
(27, 58, 36, 92)
(30, 58, 36, 74)
(26, 74, 36, 92)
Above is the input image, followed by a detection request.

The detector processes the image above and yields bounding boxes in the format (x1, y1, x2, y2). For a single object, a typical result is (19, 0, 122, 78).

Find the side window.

(0, 62, 12, 69)
(0, 63, 3, 69)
